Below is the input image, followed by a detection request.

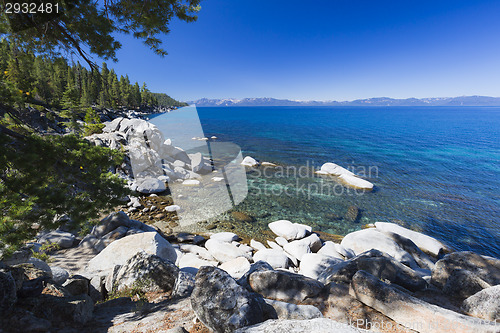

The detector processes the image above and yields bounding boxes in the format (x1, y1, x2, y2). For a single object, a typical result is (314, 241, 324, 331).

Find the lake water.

(152, 106, 500, 258)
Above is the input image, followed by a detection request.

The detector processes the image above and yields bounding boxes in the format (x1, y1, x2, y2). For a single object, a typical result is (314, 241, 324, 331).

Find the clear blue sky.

(102, 0, 500, 102)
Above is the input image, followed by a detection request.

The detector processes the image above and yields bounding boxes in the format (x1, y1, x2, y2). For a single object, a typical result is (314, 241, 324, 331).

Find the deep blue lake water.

(154, 106, 500, 258)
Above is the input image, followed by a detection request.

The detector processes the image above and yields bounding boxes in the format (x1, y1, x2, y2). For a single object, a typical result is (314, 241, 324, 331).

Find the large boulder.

(39, 230, 75, 249)
(0, 270, 16, 314)
(135, 178, 166, 194)
(108, 251, 178, 293)
(350, 270, 498, 333)
(204, 239, 252, 263)
(248, 270, 324, 303)
(299, 253, 342, 280)
(237, 261, 274, 292)
(462, 285, 500, 321)
(317, 249, 427, 292)
(235, 318, 369, 333)
(253, 249, 290, 269)
(340, 229, 418, 268)
(442, 269, 491, 299)
(431, 251, 500, 294)
(86, 232, 177, 273)
(191, 266, 269, 333)
(268, 220, 311, 241)
(320, 162, 355, 176)
(375, 222, 449, 257)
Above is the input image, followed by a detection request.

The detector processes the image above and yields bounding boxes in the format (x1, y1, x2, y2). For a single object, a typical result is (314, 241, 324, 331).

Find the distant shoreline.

(189, 95, 500, 107)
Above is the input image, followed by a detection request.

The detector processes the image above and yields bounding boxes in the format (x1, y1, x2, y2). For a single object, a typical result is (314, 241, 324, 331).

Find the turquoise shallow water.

(154, 106, 500, 258)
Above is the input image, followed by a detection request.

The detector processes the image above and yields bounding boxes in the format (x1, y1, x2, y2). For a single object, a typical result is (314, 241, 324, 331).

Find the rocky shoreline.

(1, 112, 499, 332)
(1, 212, 499, 332)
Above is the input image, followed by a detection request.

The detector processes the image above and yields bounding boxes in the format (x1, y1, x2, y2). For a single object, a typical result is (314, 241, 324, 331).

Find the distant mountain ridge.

(190, 96, 500, 107)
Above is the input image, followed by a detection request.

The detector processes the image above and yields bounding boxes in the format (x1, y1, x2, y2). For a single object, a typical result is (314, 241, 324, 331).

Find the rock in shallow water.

(191, 266, 270, 333)
(268, 220, 311, 241)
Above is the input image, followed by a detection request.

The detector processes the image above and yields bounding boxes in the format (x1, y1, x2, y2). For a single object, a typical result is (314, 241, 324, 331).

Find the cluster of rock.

(0, 212, 500, 332)
(85, 117, 214, 195)
(2, 211, 499, 332)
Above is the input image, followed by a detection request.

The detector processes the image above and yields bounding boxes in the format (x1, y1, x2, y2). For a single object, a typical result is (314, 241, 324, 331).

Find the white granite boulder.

(320, 162, 355, 176)
(241, 156, 259, 167)
(250, 239, 267, 251)
(268, 220, 311, 241)
(340, 229, 417, 268)
(86, 232, 177, 273)
(317, 241, 345, 260)
(299, 253, 343, 280)
(219, 257, 252, 279)
(204, 239, 252, 263)
(253, 249, 290, 269)
(210, 232, 239, 243)
(375, 222, 449, 257)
